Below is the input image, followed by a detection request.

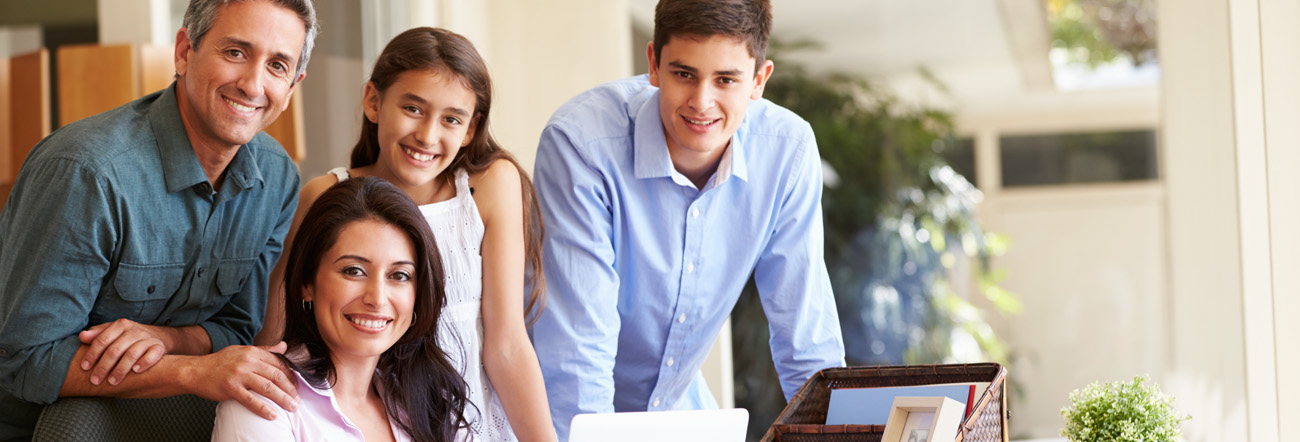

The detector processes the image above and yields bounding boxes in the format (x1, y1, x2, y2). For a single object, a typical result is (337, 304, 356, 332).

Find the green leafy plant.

(730, 40, 1019, 440)
(1061, 376, 1189, 442)
(1047, 0, 1158, 67)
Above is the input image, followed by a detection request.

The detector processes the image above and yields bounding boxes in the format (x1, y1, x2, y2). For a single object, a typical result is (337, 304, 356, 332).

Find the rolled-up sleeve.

(752, 133, 846, 400)
(531, 124, 623, 441)
(0, 156, 117, 404)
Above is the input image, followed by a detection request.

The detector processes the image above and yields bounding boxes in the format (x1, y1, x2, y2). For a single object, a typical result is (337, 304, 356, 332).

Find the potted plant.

(1061, 375, 1190, 441)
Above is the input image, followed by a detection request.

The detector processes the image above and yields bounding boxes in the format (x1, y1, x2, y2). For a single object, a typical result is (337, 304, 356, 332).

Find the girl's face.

(304, 219, 418, 363)
(363, 68, 478, 191)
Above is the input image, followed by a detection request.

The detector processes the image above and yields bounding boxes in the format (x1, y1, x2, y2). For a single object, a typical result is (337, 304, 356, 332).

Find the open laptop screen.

(568, 408, 749, 442)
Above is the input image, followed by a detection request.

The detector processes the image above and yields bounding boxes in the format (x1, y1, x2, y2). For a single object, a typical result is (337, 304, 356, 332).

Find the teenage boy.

(532, 0, 845, 439)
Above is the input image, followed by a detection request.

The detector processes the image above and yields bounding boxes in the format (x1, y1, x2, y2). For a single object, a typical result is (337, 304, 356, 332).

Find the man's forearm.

(154, 324, 212, 355)
(60, 345, 197, 399)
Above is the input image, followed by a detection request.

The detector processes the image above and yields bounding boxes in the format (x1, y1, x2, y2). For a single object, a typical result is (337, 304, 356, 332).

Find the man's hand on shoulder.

(78, 319, 173, 386)
(184, 342, 299, 421)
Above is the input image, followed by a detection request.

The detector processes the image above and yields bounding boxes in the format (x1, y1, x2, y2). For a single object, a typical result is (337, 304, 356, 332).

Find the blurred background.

(1, 0, 1297, 441)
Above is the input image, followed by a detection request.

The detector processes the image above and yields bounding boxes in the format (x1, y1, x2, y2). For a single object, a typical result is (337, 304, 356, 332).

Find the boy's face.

(648, 34, 773, 163)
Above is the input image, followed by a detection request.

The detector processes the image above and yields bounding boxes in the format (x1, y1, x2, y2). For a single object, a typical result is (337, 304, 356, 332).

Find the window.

(943, 137, 977, 187)
(999, 130, 1157, 187)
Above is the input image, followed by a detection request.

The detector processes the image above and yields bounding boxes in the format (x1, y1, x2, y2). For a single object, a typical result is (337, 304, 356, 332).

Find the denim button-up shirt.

(532, 75, 845, 440)
(0, 84, 298, 439)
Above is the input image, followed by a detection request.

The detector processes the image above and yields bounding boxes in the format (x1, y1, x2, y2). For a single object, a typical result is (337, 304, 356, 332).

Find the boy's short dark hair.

(653, 0, 772, 75)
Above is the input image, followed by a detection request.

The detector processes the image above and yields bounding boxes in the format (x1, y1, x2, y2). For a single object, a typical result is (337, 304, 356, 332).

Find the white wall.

(1133, 0, 1300, 440)
(959, 104, 1166, 439)
(96, 0, 172, 47)
(982, 183, 1167, 438)
(484, 0, 632, 172)
(1159, 1, 1249, 440)
(0, 25, 42, 58)
(950, 1, 1300, 439)
(1255, 0, 1300, 437)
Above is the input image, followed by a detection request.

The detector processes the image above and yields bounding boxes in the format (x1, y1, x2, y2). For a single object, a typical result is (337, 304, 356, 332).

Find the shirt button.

(678, 314, 686, 323)
(666, 358, 675, 367)
(686, 263, 695, 273)
(652, 399, 661, 407)
(692, 208, 700, 218)
(0, 348, 6, 356)
(197, 268, 205, 277)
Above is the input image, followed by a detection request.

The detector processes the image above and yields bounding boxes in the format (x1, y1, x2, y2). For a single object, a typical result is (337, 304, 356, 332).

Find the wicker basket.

(760, 363, 1008, 442)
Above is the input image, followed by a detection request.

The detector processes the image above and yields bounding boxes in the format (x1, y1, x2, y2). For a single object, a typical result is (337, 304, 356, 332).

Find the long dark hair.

(350, 27, 546, 325)
(282, 177, 469, 442)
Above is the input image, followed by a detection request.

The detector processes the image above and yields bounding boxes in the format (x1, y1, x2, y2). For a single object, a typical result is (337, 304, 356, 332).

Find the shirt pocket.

(108, 262, 185, 323)
(216, 257, 258, 297)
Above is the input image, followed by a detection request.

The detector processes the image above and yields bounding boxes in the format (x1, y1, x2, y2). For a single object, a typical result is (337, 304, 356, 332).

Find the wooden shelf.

(57, 44, 138, 127)
(5, 48, 50, 186)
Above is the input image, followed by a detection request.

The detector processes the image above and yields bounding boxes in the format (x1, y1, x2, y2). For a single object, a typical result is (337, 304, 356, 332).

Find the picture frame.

(880, 396, 964, 442)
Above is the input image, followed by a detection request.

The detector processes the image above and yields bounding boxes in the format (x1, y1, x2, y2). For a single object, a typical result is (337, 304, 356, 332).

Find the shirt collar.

(223, 143, 265, 192)
(632, 90, 675, 180)
(150, 82, 265, 194)
(295, 369, 333, 397)
(631, 88, 749, 186)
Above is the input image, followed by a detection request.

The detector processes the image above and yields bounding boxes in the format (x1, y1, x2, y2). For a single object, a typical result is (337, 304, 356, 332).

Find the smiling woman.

(306, 218, 417, 362)
(212, 177, 470, 442)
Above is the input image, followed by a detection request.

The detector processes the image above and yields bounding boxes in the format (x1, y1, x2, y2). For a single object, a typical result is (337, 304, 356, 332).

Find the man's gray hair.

(182, 0, 319, 81)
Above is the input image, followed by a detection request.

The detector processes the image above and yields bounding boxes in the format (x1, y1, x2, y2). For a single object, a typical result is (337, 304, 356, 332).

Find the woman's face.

(363, 68, 478, 190)
(305, 219, 418, 362)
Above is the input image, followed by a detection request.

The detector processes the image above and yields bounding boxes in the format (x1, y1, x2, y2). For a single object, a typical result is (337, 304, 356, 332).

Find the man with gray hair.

(0, 0, 317, 439)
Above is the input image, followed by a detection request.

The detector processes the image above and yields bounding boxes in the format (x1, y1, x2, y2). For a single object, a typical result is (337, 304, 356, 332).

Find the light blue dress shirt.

(532, 75, 846, 440)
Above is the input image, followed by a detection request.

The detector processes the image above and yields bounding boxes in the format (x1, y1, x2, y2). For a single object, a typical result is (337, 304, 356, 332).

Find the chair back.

(32, 394, 217, 442)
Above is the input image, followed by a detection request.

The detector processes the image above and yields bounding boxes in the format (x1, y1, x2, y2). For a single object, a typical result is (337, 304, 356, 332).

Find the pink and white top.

(211, 369, 450, 441)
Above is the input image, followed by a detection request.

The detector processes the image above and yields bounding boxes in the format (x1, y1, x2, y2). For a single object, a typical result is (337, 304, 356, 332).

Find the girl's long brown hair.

(283, 177, 469, 442)
(351, 27, 545, 325)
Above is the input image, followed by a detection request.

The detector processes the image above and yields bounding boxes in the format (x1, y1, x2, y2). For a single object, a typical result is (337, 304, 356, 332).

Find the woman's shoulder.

(212, 396, 295, 441)
(212, 371, 354, 441)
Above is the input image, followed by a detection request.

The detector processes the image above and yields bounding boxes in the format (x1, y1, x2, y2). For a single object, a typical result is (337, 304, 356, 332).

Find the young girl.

(215, 177, 469, 441)
(257, 27, 554, 441)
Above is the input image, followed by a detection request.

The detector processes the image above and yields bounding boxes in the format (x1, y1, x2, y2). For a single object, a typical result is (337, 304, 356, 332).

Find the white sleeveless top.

(328, 167, 515, 441)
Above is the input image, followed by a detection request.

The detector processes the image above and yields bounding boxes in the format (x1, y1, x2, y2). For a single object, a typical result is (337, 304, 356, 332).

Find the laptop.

(568, 408, 749, 442)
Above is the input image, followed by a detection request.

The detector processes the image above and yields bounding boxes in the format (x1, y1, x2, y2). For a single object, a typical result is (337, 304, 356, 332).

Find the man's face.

(648, 34, 773, 162)
(174, 0, 306, 151)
